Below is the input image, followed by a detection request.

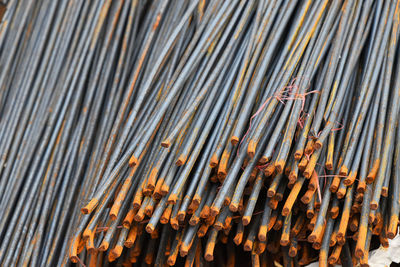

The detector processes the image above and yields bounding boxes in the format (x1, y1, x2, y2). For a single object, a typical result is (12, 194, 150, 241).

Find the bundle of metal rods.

(0, 0, 400, 266)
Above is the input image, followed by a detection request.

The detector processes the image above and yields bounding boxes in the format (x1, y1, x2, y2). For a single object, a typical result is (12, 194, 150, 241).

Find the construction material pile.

(0, 0, 399, 266)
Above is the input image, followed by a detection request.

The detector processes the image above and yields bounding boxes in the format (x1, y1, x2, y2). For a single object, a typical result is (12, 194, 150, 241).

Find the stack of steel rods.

(0, 0, 399, 266)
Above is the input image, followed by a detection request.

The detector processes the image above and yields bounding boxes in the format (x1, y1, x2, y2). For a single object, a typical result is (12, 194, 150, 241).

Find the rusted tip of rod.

(281, 208, 290, 217)
(176, 154, 187, 166)
(210, 153, 219, 167)
(294, 150, 303, 161)
(355, 248, 364, 259)
(122, 222, 131, 230)
(339, 165, 348, 176)
(109, 213, 117, 221)
(243, 240, 253, 251)
(387, 231, 396, 240)
(306, 210, 314, 219)
(313, 139, 323, 150)
(87, 247, 97, 255)
(366, 159, 380, 183)
(82, 228, 92, 241)
(231, 136, 239, 145)
(289, 247, 297, 257)
(204, 253, 214, 262)
(298, 157, 309, 171)
(229, 202, 239, 213)
(177, 211, 186, 221)
(69, 256, 79, 264)
(210, 206, 220, 217)
(274, 160, 285, 174)
(214, 221, 224, 230)
(167, 257, 176, 266)
(99, 241, 109, 251)
(189, 216, 200, 226)
(258, 226, 267, 241)
(357, 181, 366, 193)
(264, 165, 275, 176)
(153, 191, 162, 200)
(160, 184, 169, 195)
(368, 213, 376, 225)
(267, 189, 275, 198)
(307, 233, 317, 243)
(192, 195, 201, 206)
(180, 244, 190, 257)
(217, 169, 227, 179)
(170, 217, 179, 230)
(325, 161, 333, 170)
(69, 235, 80, 263)
(81, 198, 98, 214)
(329, 176, 340, 193)
(328, 256, 338, 265)
(167, 193, 177, 204)
(108, 253, 117, 262)
(259, 156, 269, 165)
(160, 211, 171, 224)
(134, 212, 145, 222)
(330, 207, 339, 219)
(381, 187, 388, 197)
(343, 171, 356, 186)
(132, 198, 141, 210)
(247, 140, 256, 157)
(280, 239, 289, 247)
(233, 233, 243, 245)
(145, 223, 155, 234)
(129, 155, 138, 167)
(370, 200, 379, 210)
(360, 259, 369, 267)
(242, 216, 251, 226)
(336, 187, 346, 199)
(110, 245, 123, 259)
(303, 168, 313, 179)
(161, 139, 171, 148)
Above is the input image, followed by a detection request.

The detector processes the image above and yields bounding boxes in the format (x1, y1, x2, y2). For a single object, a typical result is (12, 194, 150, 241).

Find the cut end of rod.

(229, 203, 238, 212)
(325, 161, 333, 170)
(210, 154, 219, 167)
(339, 165, 348, 176)
(243, 240, 253, 251)
(205, 253, 214, 262)
(210, 206, 220, 217)
(247, 140, 256, 157)
(168, 193, 177, 204)
(69, 256, 79, 264)
(129, 155, 138, 167)
(242, 216, 251, 226)
(99, 241, 109, 251)
(274, 160, 285, 173)
(355, 248, 364, 259)
(145, 223, 155, 233)
(294, 150, 302, 161)
(82, 229, 92, 240)
(370, 200, 378, 210)
(282, 208, 290, 217)
(192, 195, 201, 206)
(177, 211, 186, 221)
(111, 245, 123, 259)
(180, 244, 189, 257)
(161, 139, 171, 148)
(258, 226, 267, 241)
(109, 213, 117, 221)
(176, 155, 187, 166)
(81, 198, 98, 214)
(314, 139, 323, 150)
(231, 136, 239, 145)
